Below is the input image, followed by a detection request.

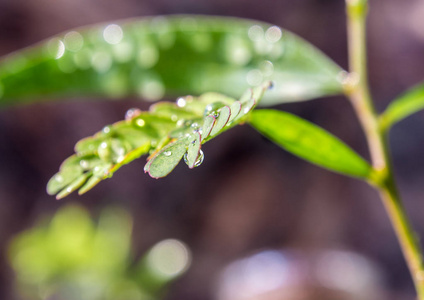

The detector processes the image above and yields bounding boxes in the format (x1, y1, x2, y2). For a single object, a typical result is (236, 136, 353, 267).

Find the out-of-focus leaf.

(380, 83, 424, 130)
(47, 82, 271, 198)
(0, 16, 343, 107)
(8, 205, 188, 300)
(250, 109, 372, 179)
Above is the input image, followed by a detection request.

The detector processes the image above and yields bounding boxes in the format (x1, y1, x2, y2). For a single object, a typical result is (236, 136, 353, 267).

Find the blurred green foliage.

(0, 16, 343, 107)
(9, 205, 191, 300)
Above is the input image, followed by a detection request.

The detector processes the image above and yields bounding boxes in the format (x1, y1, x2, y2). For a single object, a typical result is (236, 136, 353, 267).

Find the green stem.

(345, 0, 424, 298)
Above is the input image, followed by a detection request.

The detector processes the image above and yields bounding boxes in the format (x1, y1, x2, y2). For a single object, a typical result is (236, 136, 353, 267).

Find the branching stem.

(345, 0, 424, 298)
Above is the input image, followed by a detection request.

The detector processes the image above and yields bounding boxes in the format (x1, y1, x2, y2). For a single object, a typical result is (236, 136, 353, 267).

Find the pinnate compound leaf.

(47, 82, 272, 198)
(250, 109, 372, 179)
(380, 83, 424, 130)
(0, 16, 343, 107)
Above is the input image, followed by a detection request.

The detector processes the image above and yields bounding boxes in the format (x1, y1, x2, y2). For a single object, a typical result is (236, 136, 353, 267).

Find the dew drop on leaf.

(194, 150, 204, 167)
(55, 174, 64, 183)
(136, 118, 145, 127)
(80, 160, 89, 169)
(98, 141, 111, 161)
(176, 97, 187, 108)
(125, 108, 141, 120)
(164, 151, 172, 157)
(204, 102, 224, 117)
(102, 125, 112, 134)
(184, 150, 204, 168)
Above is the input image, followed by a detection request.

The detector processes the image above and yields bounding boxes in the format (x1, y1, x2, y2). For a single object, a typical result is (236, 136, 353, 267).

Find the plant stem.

(345, 0, 424, 298)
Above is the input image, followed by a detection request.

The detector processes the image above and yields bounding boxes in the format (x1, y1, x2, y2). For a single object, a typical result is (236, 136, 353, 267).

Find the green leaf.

(380, 83, 424, 130)
(184, 132, 202, 169)
(250, 109, 372, 179)
(210, 106, 231, 137)
(47, 82, 271, 198)
(146, 137, 191, 178)
(228, 101, 242, 123)
(0, 16, 343, 107)
(201, 116, 215, 140)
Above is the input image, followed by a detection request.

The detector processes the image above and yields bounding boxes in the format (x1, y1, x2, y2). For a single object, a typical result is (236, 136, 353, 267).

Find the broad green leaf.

(250, 109, 372, 179)
(47, 82, 271, 198)
(0, 16, 343, 107)
(380, 83, 424, 130)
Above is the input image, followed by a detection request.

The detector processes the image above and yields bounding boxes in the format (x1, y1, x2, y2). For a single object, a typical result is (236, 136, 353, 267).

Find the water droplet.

(265, 26, 282, 43)
(134, 118, 145, 127)
(224, 36, 252, 66)
(246, 69, 263, 86)
(137, 45, 159, 68)
(102, 125, 112, 134)
(204, 102, 224, 117)
(171, 114, 178, 122)
(248, 25, 264, 42)
(64, 31, 84, 52)
(55, 174, 64, 182)
(73, 48, 92, 69)
(138, 79, 165, 101)
(177, 119, 185, 127)
(190, 122, 202, 134)
(98, 141, 111, 161)
(115, 156, 125, 163)
(103, 24, 123, 45)
(47, 38, 65, 59)
(112, 42, 134, 63)
(93, 165, 102, 174)
(183, 150, 204, 167)
(125, 108, 141, 120)
(260, 60, 274, 77)
(176, 97, 187, 108)
(164, 151, 172, 157)
(80, 160, 89, 169)
(91, 51, 112, 73)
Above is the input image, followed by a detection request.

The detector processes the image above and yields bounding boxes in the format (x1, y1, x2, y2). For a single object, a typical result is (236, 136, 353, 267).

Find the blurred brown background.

(0, 0, 424, 299)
